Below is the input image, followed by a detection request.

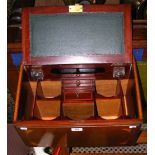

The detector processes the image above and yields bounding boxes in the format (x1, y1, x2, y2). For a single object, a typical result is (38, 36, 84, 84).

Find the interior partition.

(17, 66, 138, 121)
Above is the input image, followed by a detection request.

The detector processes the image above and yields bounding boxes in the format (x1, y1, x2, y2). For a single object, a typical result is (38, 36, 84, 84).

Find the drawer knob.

(76, 80, 81, 86)
(75, 92, 79, 98)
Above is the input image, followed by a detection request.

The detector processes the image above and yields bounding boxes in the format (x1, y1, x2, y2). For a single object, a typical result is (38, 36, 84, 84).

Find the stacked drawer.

(62, 79, 95, 120)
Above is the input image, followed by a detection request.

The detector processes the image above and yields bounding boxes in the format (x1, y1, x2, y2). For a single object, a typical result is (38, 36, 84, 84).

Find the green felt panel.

(29, 12, 124, 57)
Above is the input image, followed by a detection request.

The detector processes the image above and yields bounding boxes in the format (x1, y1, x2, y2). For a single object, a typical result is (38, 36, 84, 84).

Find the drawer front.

(64, 90, 93, 100)
(63, 80, 94, 87)
(68, 125, 141, 147)
(15, 124, 141, 147)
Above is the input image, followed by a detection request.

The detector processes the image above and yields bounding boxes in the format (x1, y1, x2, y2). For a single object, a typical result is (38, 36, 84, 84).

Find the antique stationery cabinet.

(13, 4, 143, 150)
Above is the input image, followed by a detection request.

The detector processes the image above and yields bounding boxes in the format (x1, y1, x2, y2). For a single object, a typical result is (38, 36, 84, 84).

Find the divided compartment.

(62, 79, 95, 120)
(36, 80, 61, 99)
(96, 79, 135, 120)
(96, 80, 128, 97)
(63, 101, 94, 120)
(21, 78, 136, 121)
(96, 98, 122, 120)
(33, 80, 61, 120)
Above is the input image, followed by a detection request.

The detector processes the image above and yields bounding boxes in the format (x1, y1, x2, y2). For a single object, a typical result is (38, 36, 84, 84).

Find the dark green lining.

(30, 12, 124, 57)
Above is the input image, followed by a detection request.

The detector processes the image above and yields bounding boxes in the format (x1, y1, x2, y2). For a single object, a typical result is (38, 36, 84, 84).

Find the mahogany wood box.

(13, 4, 143, 147)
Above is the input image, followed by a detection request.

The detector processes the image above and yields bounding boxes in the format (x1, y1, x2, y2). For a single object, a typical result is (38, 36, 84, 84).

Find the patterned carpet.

(27, 144, 147, 155)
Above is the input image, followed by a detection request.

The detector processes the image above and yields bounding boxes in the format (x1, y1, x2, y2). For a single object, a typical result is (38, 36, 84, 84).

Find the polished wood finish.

(63, 78, 95, 120)
(96, 80, 117, 97)
(96, 98, 122, 120)
(13, 64, 23, 122)
(14, 63, 143, 146)
(37, 81, 61, 98)
(15, 124, 141, 147)
(34, 99, 60, 120)
(133, 58, 143, 120)
(96, 80, 130, 97)
(13, 4, 143, 147)
(22, 5, 132, 65)
(63, 101, 94, 120)
(25, 64, 132, 80)
(7, 19, 146, 100)
(23, 81, 36, 120)
(22, 8, 30, 64)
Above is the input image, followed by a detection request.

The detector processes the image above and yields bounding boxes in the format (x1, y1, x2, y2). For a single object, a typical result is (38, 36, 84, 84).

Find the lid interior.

(29, 12, 124, 57)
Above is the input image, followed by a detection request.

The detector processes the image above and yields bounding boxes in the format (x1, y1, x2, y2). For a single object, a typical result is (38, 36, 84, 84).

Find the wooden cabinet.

(13, 5, 143, 151)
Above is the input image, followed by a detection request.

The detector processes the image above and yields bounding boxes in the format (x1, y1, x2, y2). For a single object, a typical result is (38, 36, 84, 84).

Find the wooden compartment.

(37, 80, 61, 98)
(96, 79, 136, 119)
(62, 79, 95, 120)
(96, 79, 130, 97)
(63, 101, 94, 120)
(34, 80, 61, 120)
(20, 80, 61, 121)
(13, 5, 143, 148)
(96, 98, 122, 120)
(33, 99, 60, 120)
(96, 80, 118, 97)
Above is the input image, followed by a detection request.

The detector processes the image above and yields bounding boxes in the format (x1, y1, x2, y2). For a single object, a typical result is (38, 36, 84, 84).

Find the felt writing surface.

(30, 12, 124, 57)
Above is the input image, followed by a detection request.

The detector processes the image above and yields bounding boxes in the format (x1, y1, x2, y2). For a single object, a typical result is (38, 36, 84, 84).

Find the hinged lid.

(22, 4, 132, 65)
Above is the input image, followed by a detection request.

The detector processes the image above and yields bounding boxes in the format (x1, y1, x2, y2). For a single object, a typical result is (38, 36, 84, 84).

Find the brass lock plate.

(69, 4, 83, 13)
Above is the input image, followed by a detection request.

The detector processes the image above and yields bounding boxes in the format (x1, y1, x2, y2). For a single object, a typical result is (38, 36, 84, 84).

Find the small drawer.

(64, 90, 93, 100)
(63, 80, 93, 87)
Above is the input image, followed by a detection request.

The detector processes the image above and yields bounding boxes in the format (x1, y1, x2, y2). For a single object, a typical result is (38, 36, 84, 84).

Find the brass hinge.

(30, 66, 44, 81)
(113, 66, 125, 79)
(69, 4, 83, 13)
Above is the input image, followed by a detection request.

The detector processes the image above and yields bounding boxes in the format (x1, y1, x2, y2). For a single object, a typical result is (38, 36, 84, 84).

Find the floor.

(27, 144, 147, 155)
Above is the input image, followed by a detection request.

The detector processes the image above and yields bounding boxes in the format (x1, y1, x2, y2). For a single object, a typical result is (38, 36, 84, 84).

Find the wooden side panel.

(13, 64, 24, 122)
(23, 81, 36, 120)
(133, 58, 143, 120)
(15, 125, 141, 147)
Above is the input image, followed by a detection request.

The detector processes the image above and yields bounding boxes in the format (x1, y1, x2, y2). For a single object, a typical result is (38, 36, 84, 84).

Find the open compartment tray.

(13, 4, 143, 148)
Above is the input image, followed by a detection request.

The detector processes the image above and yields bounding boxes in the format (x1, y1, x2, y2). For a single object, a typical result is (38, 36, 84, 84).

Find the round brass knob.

(76, 80, 81, 86)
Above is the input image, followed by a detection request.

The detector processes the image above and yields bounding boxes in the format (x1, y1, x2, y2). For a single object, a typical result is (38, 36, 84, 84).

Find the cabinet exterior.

(13, 4, 143, 147)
